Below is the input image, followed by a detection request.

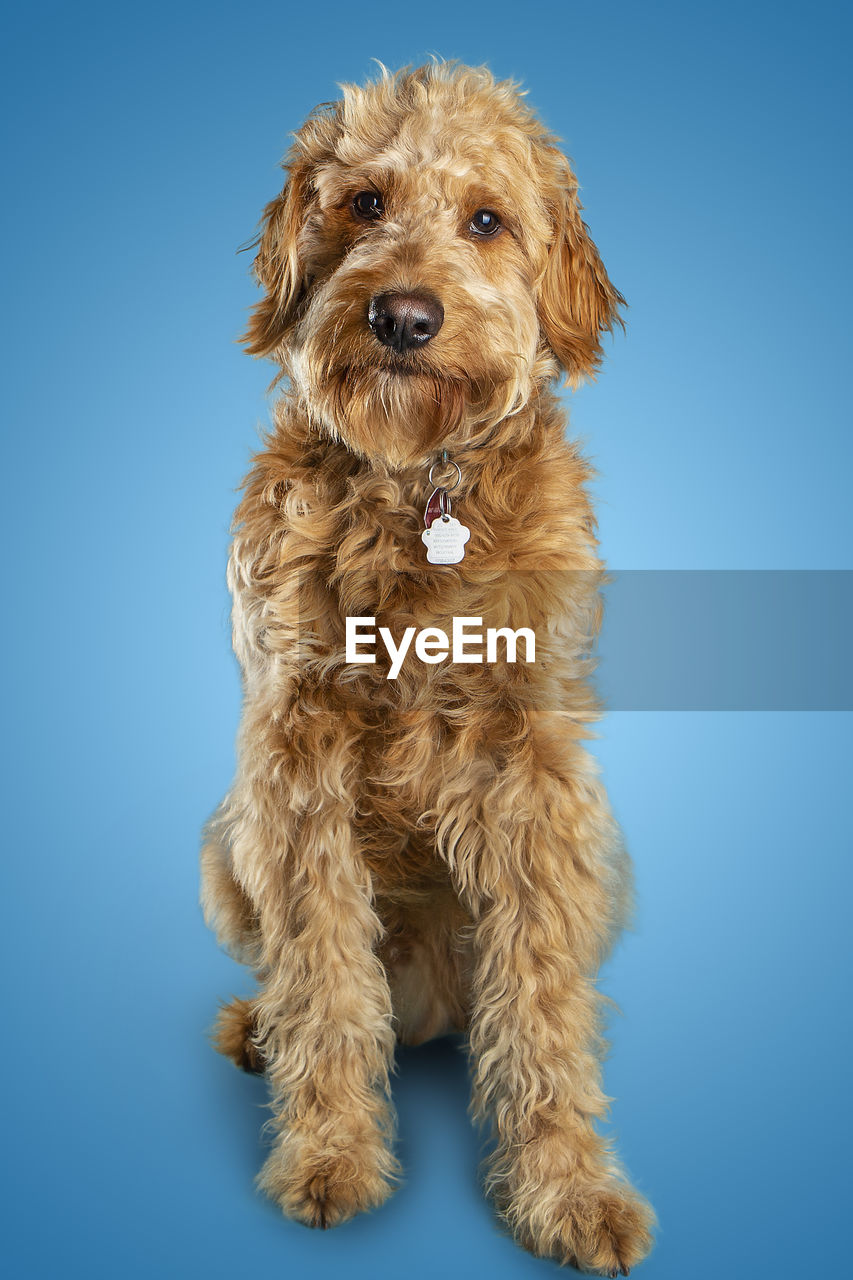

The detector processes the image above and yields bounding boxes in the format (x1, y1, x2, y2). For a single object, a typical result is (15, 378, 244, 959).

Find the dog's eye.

(352, 190, 384, 220)
(469, 209, 502, 236)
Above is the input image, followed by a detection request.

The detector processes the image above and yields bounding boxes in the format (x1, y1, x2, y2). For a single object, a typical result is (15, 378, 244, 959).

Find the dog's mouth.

(330, 359, 511, 412)
(361, 351, 437, 378)
(380, 362, 429, 377)
(326, 357, 448, 392)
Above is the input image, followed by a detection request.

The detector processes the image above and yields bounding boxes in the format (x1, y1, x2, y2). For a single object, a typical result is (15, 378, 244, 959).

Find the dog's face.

(245, 64, 622, 467)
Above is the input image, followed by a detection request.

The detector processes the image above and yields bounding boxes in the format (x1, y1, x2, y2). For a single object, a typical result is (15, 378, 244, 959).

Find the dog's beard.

(327, 366, 468, 465)
(292, 332, 536, 465)
(294, 356, 525, 467)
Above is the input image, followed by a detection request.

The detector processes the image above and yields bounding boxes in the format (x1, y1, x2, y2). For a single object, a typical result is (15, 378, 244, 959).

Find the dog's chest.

(335, 473, 525, 578)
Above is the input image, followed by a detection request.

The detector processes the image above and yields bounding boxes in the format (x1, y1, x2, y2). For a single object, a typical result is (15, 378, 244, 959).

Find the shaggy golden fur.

(201, 62, 655, 1274)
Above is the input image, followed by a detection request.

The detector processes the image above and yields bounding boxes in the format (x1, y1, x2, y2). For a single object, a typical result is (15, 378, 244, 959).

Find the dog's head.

(244, 63, 623, 467)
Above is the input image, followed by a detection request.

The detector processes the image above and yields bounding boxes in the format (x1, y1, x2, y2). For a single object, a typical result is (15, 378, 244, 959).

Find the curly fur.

(201, 61, 655, 1274)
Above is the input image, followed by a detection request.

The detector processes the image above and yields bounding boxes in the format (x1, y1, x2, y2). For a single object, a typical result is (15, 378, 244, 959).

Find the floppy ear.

(537, 165, 625, 386)
(242, 156, 313, 357)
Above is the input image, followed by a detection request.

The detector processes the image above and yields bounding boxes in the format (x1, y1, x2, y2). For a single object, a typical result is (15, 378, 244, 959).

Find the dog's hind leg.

(212, 996, 265, 1074)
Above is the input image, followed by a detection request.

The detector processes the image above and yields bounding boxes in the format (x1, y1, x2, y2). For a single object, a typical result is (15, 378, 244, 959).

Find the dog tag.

(421, 514, 471, 564)
(424, 487, 444, 529)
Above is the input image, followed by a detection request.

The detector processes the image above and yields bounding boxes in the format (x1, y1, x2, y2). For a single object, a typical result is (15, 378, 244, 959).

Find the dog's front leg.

(450, 749, 655, 1274)
(235, 721, 398, 1228)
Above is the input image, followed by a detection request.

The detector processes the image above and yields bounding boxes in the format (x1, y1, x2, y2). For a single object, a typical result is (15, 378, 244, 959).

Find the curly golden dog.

(201, 61, 655, 1275)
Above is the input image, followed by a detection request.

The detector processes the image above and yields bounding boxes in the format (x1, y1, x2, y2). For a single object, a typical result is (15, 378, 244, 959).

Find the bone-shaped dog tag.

(421, 514, 471, 564)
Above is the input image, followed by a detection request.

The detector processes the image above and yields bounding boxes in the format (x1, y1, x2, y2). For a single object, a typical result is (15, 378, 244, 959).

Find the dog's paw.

(505, 1177, 655, 1275)
(258, 1128, 399, 1228)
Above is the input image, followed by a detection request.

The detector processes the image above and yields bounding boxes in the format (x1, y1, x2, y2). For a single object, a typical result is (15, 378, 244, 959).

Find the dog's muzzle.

(368, 291, 444, 353)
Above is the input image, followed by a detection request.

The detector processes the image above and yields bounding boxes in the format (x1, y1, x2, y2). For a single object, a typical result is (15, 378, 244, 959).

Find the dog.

(201, 61, 655, 1275)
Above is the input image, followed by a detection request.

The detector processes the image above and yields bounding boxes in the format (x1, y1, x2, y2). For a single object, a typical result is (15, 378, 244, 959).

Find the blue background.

(2, 2, 851, 1277)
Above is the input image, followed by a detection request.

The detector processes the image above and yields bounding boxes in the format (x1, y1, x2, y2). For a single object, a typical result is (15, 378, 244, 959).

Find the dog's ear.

(242, 156, 313, 358)
(537, 162, 625, 386)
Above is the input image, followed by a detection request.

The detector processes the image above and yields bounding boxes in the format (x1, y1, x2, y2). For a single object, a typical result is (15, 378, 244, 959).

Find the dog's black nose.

(368, 292, 444, 352)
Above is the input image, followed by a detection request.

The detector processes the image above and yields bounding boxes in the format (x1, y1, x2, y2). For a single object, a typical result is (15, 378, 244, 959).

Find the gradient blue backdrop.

(2, 2, 851, 1277)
